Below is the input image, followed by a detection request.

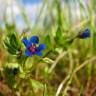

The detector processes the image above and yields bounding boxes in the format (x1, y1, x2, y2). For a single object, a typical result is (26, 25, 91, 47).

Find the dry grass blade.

(49, 51, 68, 73)
(56, 56, 96, 96)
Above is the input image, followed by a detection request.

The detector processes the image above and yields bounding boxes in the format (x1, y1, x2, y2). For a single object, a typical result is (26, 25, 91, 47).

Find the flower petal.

(78, 28, 90, 39)
(25, 49, 33, 56)
(36, 51, 43, 56)
(84, 28, 90, 36)
(37, 44, 46, 51)
(30, 36, 39, 44)
(22, 38, 31, 48)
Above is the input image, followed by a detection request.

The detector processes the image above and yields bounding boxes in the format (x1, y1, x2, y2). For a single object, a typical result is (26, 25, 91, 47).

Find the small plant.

(2, 31, 47, 95)
(2, 27, 91, 95)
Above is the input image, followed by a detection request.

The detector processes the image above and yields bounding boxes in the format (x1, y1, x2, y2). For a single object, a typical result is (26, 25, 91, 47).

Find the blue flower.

(78, 28, 90, 39)
(22, 36, 46, 56)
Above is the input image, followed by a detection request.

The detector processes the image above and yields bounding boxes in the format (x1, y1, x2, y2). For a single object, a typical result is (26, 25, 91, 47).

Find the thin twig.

(74, 57, 96, 73)
(49, 51, 67, 73)
(68, 49, 74, 74)
(62, 50, 74, 96)
(56, 49, 73, 96)
(55, 75, 70, 96)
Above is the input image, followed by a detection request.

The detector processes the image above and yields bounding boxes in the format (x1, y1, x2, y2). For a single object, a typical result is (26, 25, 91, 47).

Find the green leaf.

(93, 32, 96, 53)
(55, 47, 63, 54)
(43, 84, 48, 96)
(4, 62, 19, 68)
(42, 57, 54, 64)
(4, 40, 17, 54)
(4, 32, 21, 55)
(10, 32, 20, 50)
(4, 67, 16, 88)
(55, 27, 64, 46)
(45, 35, 52, 49)
(56, 27, 62, 40)
(29, 79, 44, 90)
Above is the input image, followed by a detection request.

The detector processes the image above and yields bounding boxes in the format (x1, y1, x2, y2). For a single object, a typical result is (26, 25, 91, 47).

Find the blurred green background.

(0, 0, 96, 96)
